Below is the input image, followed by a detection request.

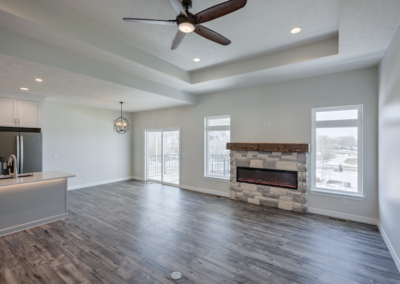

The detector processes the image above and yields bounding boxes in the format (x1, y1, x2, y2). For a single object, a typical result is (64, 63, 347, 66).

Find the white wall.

(378, 25, 400, 271)
(132, 67, 379, 221)
(42, 101, 132, 189)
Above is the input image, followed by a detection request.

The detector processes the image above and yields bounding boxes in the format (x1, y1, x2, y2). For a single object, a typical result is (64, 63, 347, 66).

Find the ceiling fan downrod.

(182, 0, 192, 11)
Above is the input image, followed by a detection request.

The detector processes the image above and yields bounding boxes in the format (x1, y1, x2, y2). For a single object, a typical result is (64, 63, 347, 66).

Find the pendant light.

(113, 102, 129, 134)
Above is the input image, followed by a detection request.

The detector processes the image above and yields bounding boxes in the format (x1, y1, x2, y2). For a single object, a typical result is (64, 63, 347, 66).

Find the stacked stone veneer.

(229, 151, 308, 213)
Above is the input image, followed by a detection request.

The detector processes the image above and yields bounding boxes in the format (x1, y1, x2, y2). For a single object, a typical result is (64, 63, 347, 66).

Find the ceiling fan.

(123, 0, 247, 50)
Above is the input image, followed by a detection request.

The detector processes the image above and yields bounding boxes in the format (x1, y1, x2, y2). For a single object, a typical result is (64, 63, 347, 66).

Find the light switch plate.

(53, 154, 59, 158)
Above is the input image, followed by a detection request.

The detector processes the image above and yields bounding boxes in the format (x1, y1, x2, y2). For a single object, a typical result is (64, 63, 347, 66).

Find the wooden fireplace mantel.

(226, 143, 310, 153)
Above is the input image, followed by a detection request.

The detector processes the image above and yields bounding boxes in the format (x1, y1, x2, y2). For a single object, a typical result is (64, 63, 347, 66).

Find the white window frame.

(311, 105, 364, 200)
(204, 115, 231, 181)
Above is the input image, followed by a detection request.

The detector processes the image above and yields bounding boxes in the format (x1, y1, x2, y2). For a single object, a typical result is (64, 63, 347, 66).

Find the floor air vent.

(328, 217, 348, 223)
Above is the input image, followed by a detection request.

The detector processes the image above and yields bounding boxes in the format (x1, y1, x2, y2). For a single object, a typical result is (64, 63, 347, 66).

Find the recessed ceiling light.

(193, 58, 200, 62)
(291, 27, 302, 34)
(20, 87, 29, 91)
(35, 78, 43, 82)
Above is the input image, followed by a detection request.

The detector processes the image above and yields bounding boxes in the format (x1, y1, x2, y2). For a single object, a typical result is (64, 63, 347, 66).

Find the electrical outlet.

(213, 181, 215, 185)
(342, 199, 347, 206)
(83, 175, 87, 179)
(264, 121, 272, 127)
(182, 153, 186, 158)
(53, 154, 59, 158)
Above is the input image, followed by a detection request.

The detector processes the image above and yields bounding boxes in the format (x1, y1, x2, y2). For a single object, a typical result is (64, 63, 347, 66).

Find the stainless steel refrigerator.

(0, 131, 42, 175)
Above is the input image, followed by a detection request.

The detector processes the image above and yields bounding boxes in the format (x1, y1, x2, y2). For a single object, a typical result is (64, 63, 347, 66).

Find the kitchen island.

(0, 171, 75, 237)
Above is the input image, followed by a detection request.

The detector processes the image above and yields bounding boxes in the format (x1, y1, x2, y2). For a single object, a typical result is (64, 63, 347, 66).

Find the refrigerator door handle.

(20, 136, 24, 174)
(15, 136, 20, 175)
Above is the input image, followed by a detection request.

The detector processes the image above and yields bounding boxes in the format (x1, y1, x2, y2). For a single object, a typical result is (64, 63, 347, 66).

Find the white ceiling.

(0, 0, 400, 112)
(0, 54, 189, 112)
(0, 10, 192, 91)
(37, 0, 340, 71)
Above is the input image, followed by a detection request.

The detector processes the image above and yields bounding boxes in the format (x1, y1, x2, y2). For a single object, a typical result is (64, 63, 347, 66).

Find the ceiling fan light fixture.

(179, 22, 195, 33)
(291, 27, 302, 34)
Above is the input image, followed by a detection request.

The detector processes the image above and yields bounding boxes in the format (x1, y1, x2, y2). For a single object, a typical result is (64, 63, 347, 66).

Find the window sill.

(311, 189, 365, 201)
(204, 176, 230, 183)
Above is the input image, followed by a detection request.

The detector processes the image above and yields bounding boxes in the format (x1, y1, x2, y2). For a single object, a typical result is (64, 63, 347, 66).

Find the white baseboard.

(131, 176, 144, 181)
(308, 207, 378, 225)
(0, 213, 69, 237)
(378, 222, 400, 274)
(68, 176, 134, 190)
(179, 184, 230, 198)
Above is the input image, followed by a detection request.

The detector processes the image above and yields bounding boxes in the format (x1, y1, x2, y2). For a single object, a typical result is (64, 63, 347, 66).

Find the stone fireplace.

(227, 143, 309, 214)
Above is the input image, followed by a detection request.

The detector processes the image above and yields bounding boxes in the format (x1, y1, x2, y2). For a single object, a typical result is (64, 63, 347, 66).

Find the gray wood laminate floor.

(1, 180, 399, 284)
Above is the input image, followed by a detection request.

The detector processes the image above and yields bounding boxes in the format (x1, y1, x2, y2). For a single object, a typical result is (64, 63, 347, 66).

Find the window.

(204, 115, 230, 179)
(311, 105, 363, 197)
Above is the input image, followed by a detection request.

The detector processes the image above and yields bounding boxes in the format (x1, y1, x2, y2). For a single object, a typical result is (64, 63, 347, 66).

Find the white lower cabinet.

(0, 98, 42, 128)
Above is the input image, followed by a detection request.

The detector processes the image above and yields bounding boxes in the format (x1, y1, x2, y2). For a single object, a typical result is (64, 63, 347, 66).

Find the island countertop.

(0, 171, 76, 187)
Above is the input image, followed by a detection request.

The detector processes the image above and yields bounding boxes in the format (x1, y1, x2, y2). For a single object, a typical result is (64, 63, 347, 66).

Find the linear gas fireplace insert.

(237, 167, 297, 190)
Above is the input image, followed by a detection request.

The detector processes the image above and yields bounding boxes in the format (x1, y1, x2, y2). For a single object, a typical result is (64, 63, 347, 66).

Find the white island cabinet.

(0, 171, 75, 237)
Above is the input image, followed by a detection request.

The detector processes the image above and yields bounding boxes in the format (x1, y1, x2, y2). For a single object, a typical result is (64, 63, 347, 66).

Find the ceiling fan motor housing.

(182, 0, 192, 10)
(177, 13, 196, 27)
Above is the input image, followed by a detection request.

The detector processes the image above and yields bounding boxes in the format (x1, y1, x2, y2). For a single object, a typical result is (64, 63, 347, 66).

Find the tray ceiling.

(37, 0, 340, 71)
(0, 0, 399, 112)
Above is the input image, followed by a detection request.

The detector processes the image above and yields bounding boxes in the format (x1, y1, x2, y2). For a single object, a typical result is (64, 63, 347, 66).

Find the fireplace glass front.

(237, 167, 297, 190)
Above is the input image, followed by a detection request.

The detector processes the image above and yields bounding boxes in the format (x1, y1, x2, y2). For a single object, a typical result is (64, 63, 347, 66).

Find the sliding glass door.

(146, 129, 180, 185)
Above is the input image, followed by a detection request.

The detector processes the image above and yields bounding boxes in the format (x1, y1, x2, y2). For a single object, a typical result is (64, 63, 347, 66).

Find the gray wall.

(378, 25, 400, 268)
(132, 67, 379, 220)
(42, 101, 133, 188)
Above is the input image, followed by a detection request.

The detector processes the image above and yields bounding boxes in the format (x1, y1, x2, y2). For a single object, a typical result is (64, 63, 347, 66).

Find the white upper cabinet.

(0, 98, 18, 127)
(0, 98, 42, 128)
(18, 101, 42, 128)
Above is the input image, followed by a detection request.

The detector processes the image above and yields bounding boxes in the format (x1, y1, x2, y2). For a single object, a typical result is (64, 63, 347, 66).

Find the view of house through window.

(205, 116, 231, 179)
(312, 106, 362, 194)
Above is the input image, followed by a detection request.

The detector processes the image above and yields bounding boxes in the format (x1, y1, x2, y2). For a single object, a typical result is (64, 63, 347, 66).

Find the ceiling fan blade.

(168, 0, 188, 18)
(123, 18, 177, 25)
(195, 25, 231, 45)
(195, 0, 247, 24)
(171, 30, 186, 50)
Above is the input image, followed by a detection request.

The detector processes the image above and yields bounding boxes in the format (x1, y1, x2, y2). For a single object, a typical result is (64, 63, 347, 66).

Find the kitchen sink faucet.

(8, 155, 18, 179)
